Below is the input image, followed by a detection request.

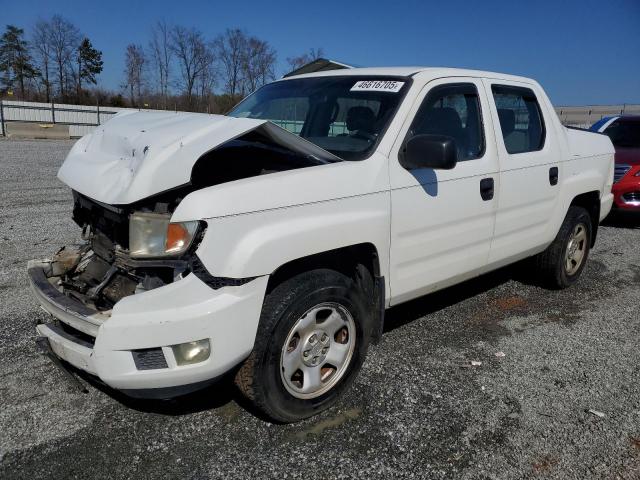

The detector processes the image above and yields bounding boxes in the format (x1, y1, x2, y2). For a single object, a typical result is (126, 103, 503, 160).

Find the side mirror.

(399, 134, 458, 170)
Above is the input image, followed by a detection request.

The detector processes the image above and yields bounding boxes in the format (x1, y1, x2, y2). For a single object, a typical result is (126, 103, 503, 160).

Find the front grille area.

(56, 320, 96, 347)
(72, 191, 130, 249)
(132, 348, 169, 370)
(622, 191, 640, 205)
(614, 164, 631, 183)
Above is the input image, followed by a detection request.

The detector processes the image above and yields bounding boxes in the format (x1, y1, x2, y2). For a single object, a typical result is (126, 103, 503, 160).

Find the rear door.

(388, 78, 499, 305)
(482, 81, 563, 266)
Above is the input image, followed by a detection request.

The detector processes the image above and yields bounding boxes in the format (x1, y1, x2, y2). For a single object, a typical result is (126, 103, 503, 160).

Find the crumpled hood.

(58, 111, 338, 205)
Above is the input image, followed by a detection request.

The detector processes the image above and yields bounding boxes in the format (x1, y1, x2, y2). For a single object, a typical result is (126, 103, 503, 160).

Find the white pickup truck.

(29, 67, 614, 422)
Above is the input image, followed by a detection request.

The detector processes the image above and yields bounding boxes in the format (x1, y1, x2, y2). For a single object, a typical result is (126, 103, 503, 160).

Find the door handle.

(549, 167, 559, 186)
(480, 178, 494, 201)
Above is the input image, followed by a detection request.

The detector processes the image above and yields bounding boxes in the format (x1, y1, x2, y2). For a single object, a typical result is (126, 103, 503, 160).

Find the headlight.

(129, 212, 199, 258)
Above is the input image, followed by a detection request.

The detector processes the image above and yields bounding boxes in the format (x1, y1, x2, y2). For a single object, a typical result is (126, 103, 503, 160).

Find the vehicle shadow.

(383, 264, 518, 334)
(74, 367, 243, 416)
(601, 210, 640, 229)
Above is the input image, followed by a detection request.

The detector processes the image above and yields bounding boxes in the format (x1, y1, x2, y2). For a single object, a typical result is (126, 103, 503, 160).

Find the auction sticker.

(350, 80, 405, 93)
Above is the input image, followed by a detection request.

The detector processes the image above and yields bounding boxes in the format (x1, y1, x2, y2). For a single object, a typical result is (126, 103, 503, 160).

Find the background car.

(591, 115, 640, 211)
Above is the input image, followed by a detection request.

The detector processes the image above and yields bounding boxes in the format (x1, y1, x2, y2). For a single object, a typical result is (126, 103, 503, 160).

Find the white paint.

(33, 67, 614, 393)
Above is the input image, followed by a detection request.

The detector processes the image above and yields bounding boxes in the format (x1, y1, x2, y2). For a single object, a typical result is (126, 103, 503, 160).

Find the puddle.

(289, 407, 362, 440)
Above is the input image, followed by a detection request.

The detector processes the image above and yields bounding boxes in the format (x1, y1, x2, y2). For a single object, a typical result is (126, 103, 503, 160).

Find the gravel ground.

(1, 138, 639, 479)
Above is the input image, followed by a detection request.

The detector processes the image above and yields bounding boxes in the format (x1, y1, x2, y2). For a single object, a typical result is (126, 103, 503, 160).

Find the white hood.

(58, 111, 339, 205)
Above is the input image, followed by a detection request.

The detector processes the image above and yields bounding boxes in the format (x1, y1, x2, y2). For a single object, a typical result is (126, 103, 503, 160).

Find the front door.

(389, 78, 500, 305)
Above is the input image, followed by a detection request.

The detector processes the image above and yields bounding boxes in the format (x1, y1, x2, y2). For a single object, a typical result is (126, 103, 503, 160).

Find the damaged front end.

(45, 191, 204, 313)
(28, 111, 342, 394)
(43, 112, 341, 312)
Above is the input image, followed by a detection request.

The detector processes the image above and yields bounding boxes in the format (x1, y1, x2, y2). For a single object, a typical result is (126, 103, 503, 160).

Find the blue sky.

(2, 0, 639, 105)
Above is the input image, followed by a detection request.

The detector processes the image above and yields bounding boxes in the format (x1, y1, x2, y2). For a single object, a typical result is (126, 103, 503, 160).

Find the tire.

(534, 206, 592, 289)
(235, 268, 373, 423)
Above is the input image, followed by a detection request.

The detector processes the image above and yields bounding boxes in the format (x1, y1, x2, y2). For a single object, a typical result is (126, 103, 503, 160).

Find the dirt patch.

(493, 296, 528, 311)
(466, 294, 529, 333)
(532, 454, 559, 474)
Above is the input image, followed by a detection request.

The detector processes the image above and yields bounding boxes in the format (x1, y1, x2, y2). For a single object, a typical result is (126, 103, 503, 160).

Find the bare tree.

(32, 20, 53, 101)
(213, 28, 247, 97)
(242, 37, 276, 93)
(148, 21, 172, 108)
(170, 25, 212, 107)
(286, 47, 325, 71)
(48, 15, 81, 99)
(123, 44, 145, 106)
(196, 59, 217, 111)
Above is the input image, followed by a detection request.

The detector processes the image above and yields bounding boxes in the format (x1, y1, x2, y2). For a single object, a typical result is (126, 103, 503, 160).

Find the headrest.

(498, 108, 515, 135)
(346, 106, 375, 132)
(417, 107, 462, 136)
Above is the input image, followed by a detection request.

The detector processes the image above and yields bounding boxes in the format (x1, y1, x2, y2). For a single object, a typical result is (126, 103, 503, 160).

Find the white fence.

(0, 100, 142, 137)
(555, 104, 640, 128)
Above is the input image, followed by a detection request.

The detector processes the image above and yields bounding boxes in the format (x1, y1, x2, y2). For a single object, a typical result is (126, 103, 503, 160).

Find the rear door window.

(491, 85, 545, 154)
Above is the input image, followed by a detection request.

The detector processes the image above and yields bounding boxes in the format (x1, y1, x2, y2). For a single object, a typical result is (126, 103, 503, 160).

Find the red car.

(591, 116, 640, 211)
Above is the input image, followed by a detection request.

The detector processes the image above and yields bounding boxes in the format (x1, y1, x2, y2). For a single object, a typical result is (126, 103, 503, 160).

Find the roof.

(281, 66, 535, 84)
(283, 58, 353, 78)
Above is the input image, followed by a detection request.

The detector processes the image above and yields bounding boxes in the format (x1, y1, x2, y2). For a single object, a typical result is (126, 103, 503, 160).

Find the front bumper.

(612, 167, 640, 210)
(28, 259, 268, 396)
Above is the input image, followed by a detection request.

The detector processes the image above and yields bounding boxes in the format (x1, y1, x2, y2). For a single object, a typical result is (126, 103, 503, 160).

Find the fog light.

(172, 339, 210, 366)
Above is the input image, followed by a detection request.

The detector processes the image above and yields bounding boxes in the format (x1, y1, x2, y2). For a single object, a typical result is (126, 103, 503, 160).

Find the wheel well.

(266, 243, 381, 293)
(266, 243, 385, 344)
(570, 191, 600, 246)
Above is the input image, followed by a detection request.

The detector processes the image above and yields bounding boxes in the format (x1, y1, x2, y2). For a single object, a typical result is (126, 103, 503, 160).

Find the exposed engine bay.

(50, 193, 190, 311)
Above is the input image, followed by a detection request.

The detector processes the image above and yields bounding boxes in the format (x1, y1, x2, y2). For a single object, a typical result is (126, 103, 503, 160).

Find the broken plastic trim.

(189, 255, 257, 290)
(35, 335, 89, 393)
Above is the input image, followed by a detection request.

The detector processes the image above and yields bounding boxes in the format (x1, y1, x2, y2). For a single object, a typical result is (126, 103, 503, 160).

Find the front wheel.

(235, 269, 372, 423)
(534, 206, 592, 289)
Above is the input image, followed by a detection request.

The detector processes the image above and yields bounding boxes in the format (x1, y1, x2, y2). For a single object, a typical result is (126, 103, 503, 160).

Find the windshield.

(603, 119, 640, 148)
(228, 76, 411, 160)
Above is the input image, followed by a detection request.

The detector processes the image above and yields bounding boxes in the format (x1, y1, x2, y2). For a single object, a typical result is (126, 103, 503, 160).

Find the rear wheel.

(235, 269, 372, 423)
(534, 206, 592, 289)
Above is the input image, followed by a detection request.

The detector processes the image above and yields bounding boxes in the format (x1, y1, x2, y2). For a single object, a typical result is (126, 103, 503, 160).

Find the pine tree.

(77, 37, 103, 98)
(0, 25, 38, 97)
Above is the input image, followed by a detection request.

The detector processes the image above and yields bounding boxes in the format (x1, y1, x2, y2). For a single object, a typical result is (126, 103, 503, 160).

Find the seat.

(497, 108, 515, 136)
(416, 107, 466, 158)
(346, 106, 376, 136)
(498, 108, 527, 153)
